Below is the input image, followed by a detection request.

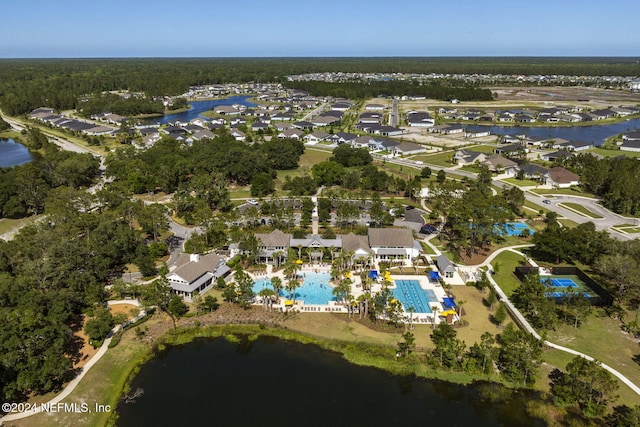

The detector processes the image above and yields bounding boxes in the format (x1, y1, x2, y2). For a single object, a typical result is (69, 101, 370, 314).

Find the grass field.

(589, 147, 640, 159)
(411, 151, 455, 167)
(545, 313, 640, 407)
(490, 250, 529, 297)
(529, 187, 595, 198)
(501, 177, 540, 187)
(557, 218, 579, 228)
(464, 144, 498, 153)
(558, 202, 604, 219)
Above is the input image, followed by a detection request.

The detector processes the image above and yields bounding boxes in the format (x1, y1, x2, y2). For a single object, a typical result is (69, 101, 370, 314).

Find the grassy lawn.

(411, 151, 455, 167)
(558, 202, 604, 219)
(490, 250, 528, 297)
(465, 144, 497, 154)
(300, 147, 333, 166)
(589, 147, 640, 159)
(545, 313, 640, 407)
(529, 187, 595, 198)
(557, 218, 579, 228)
(501, 177, 540, 187)
(228, 188, 252, 199)
(11, 320, 156, 427)
(459, 165, 483, 173)
(0, 215, 42, 236)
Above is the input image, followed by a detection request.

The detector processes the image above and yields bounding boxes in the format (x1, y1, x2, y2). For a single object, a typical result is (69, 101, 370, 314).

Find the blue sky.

(2, 0, 639, 57)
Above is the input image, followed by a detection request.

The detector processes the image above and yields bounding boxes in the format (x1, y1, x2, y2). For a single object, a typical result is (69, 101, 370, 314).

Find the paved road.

(389, 98, 399, 126)
(381, 154, 639, 241)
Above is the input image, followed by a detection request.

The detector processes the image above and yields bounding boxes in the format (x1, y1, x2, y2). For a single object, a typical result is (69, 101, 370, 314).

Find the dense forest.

(1, 57, 639, 115)
(283, 80, 493, 101)
(0, 140, 101, 218)
(566, 154, 640, 215)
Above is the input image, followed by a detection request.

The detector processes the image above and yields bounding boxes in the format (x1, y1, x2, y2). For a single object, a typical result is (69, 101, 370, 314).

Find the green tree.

(420, 166, 432, 178)
(606, 405, 640, 427)
(467, 332, 497, 374)
(397, 331, 416, 357)
(84, 308, 115, 342)
(168, 294, 188, 317)
(436, 169, 446, 183)
(550, 356, 619, 418)
(330, 144, 372, 167)
(251, 173, 275, 198)
(511, 273, 558, 330)
(497, 324, 543, 386)
(430, 323, 467, 370)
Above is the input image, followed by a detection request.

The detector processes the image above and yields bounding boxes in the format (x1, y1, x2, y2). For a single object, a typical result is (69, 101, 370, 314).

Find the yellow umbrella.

(295, 259, 303, 265)
(285, 300, 294, 306)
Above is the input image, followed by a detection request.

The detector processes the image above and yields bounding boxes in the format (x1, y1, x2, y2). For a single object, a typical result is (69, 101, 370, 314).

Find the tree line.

(0, 139, 100, 218)
(283, 80, 493, 101)
(567, 154, 640, 216)
(2, 57, 638, 115)
(0, 183, 166, 401)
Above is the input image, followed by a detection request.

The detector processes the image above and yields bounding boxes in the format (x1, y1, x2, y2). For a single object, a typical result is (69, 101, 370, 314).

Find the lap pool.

(253, 271, 336, 305)
(392, 280, 438, 313)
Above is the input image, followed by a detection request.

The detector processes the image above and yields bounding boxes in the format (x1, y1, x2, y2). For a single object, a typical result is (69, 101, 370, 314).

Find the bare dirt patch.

(68, 316, 99, 370)
(108, 303, 139, 321)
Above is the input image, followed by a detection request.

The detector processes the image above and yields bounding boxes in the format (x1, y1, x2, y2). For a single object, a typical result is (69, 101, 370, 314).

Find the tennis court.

(541, 275, 597, 298)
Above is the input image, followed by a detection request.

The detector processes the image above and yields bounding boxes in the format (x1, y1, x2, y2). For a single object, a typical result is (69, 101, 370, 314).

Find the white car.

(248, 199, 258, 206)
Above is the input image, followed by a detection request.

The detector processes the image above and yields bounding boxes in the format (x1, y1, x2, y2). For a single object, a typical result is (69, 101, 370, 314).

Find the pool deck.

(248, 264, 455, 324)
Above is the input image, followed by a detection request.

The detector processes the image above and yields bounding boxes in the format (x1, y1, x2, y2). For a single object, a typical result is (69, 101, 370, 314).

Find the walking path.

(483, 247, 640, 397)
(0, 300, 144, 424)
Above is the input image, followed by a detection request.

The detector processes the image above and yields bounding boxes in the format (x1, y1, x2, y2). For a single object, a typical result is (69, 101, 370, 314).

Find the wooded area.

(1, 57, 639, 115)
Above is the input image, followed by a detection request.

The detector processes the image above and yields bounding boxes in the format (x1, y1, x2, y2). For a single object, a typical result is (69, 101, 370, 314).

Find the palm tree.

(271, 276, 283, 303)
(258, 288, 275, 311)
(286, 278, 301, 304)
(430, 304, 440, 329)
(456, 299, 465, 319)
(407, 306, 416, 330)
(272, 250, 284, 268)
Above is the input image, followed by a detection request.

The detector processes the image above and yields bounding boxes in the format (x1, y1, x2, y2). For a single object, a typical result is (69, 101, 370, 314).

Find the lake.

(0, 139, 38, 168)
(467, 117, 640, 146)
(151, 96, 257, 125)
(116, 336, 546, 427)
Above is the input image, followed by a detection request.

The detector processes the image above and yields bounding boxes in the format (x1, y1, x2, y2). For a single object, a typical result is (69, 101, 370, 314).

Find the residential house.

(365, 103, 385, 111)
(304, 131, 330, 143)
(547, 167, 580, 188)
(620, 140, 640, 152)
(230, 129, 246, 141)
(278, 129, 304, 139)
(406, 112, 435, 127)
(541, 150, 573, 162)
(482, 155, 518, 175)
(553, 140, 593, 152)
(454, 149, 486, 165)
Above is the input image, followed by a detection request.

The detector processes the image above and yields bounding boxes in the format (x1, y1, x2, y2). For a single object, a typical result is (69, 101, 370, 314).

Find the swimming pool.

(392, 280, 438, 313)
(253, 271, 336, 305)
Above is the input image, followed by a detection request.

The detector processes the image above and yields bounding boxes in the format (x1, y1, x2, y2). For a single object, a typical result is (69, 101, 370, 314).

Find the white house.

(168, 253, 230, 301)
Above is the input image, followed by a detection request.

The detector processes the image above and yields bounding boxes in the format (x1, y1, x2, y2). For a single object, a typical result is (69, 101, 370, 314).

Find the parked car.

(405, 205, 415, 211)
(248, 199, 258, 206)
(420, 224, 438, 234)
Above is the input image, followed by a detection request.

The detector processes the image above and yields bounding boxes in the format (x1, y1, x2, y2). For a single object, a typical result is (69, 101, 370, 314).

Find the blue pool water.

(392, 280, 438, 313)
(253, 272, 336, 305)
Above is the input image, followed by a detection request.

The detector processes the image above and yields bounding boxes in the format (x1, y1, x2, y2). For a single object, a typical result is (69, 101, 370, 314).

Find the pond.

(150, 96, 257, 125)
(116, 335, 546, 427)
(466, 117, 640, 146)
(0, 139, 39, 168)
